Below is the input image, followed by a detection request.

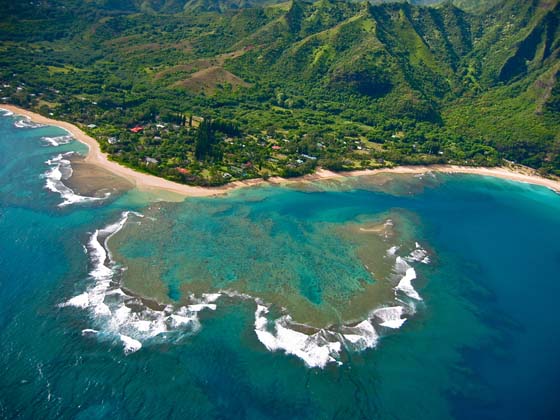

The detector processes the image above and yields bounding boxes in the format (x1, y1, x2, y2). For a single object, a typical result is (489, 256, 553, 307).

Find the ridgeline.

(1, 0, 558, 185)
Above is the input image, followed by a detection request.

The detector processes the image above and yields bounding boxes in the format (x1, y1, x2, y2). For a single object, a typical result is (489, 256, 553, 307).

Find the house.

(145, 157, 158, 164)
(108, 137, 119, 144)
(130, 126, 144, 133)
(272, 145, 282, 150)
(87, 124, 97, 129)
(176, 168, 190, 175)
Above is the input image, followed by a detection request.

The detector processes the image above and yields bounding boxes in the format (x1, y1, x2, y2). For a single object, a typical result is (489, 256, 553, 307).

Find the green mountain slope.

(444, 0, 560, 170)
(0, 0, 558, 184)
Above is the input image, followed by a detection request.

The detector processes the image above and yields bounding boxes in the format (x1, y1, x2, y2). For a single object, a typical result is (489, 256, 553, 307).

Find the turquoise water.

(1, 110, 560, 419)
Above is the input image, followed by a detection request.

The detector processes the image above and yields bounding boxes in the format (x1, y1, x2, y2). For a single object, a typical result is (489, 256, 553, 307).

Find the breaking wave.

(254, 305, 343, 368)
(60, 214, 430, 367)
(250, 241, 429, 367)
(41, 134, 74, 147)
(59, 212, 223, 355)
(43, 153, 108, 207)
(13, 116, 45, 129)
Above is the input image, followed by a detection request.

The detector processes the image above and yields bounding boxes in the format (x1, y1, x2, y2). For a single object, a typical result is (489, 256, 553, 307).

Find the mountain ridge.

(0, 0, 558, 184)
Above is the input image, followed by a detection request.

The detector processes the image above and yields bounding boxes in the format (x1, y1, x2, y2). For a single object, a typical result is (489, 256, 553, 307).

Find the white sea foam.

(406, 242, 430, 264)
(341, 319, 378, 351)
(14, 117, 44, 129)
(373, 306, 406, 329)
(397, 269, 420, 300)
(58, 292, 89, 308)
(387, 245, 399, 256)
(186, 292, 221, 312)
(120, 334, 142, 354)
(41, 134, 74, 147)
(188, 303, 217, 312)
(202, 293, 221, 303)
(253, 302, 387, 367)
(220, 289, 254, 300)
(60, 212, 222, 355)
(228, 242, 426, 366)
(254, 305, 342, 368)
(105, 288, 127, 297)
(93, 302, 111, 317)
(62, 213, 431, 365)
(169, 312, 198, 328)
(43, 153, 108, 207)
(0, 108, 14, 117)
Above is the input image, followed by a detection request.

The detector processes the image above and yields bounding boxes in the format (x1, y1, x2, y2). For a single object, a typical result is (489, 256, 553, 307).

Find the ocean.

(1, 109, 559, 419)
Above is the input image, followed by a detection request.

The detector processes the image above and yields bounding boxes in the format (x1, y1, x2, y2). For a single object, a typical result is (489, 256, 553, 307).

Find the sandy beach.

(3, 104, 560, 196)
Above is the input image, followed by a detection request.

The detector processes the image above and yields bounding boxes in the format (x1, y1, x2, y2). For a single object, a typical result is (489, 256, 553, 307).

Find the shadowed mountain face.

(0, 0, 558, 177)
(159, 0, 508, 13)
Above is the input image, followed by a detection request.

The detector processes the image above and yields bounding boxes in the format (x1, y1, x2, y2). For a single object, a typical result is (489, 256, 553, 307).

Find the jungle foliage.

(1, 0, 558, 184)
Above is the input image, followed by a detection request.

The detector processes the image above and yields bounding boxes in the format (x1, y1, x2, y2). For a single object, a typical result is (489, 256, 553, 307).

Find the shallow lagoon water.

(1, 110, 560, 418)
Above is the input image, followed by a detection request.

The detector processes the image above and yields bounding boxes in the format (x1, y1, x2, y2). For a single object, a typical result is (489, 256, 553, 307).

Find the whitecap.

(43, 153, 108, 207)
(387, 245, 399, 256)
(220, 289, 254, 300)
(60, 212, 221, 355)
(406, 242, 430, 264)
(373, 306, 406, 329)
(14, 117, 44, 129)
(342, 319, 378, 351)
(254, 305, 342, 368)
(186, 292, 222, 312)
(112, 305, 131, 327)
(395, 261, 422, 301)
(59, 292, 89, 308)
(188, 303, 217, 312)
(61, 215, 431, 364)
(202, 293, 221, 303)
(93, 302, 111, 317)
(169, 313, 197, 327)
(120, 334, 142, 354)
(41, 134, 74, 147)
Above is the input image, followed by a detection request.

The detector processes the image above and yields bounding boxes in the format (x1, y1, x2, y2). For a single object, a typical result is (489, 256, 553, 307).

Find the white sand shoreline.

(3, 104, 560, 197)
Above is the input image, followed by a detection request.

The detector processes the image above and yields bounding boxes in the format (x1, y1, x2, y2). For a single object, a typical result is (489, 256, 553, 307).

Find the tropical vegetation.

(1, 0, 558, 185)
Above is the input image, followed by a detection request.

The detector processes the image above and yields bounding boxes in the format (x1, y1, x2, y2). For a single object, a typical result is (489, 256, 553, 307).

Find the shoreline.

(3, 104, 560, 196)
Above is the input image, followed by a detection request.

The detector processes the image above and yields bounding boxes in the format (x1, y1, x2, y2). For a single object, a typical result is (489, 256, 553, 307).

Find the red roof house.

(130, 126, 144, 133)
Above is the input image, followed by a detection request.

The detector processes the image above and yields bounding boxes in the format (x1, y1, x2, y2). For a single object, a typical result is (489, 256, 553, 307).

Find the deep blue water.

(1, 110, 559, 419)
